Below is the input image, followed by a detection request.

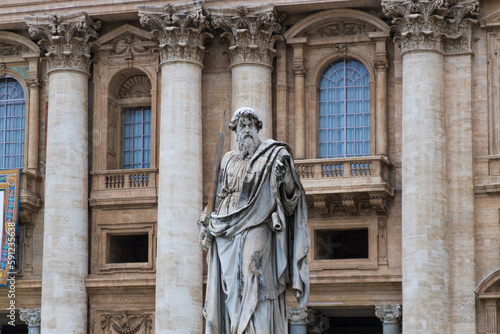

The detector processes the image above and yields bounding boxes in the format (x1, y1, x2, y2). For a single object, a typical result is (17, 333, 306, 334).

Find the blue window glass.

(318, 59, 370, 158)
(0, 77, 25, 169)
(123, 107, 151, 169)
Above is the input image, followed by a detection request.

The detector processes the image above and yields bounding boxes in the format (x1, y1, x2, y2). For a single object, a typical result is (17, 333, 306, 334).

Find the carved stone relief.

(382, 0, 479, 54)
(138, 2, 213, 65)
(317, 21, 366, 37)
(0, 43, 21, 56)
(118, 75, 151, 99)
(101, 312, 153, 334)
(211, 5, 283, 67)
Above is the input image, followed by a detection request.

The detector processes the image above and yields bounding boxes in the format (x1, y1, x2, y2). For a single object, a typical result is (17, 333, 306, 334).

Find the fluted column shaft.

(26, 12, 99, 334)
(139, 3, 212, 333)
(211, 5, 282, 145)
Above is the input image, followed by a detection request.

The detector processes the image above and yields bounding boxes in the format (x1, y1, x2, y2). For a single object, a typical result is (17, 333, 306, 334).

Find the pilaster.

(26, 12, 99, 334)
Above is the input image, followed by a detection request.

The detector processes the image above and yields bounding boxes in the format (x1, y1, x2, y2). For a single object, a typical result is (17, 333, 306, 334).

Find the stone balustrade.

(90, 169, 158, 208)
(294, 156, 394, 198)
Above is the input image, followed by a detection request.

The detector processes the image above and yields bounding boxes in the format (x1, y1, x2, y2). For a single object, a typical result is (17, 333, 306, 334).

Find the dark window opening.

(325, 316, 382, 334)
(108, 234, 149, 263)
(315, 229, 368, 260)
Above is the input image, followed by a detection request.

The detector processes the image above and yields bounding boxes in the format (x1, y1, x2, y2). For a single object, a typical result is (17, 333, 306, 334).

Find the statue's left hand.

(275, 159, 295, 196)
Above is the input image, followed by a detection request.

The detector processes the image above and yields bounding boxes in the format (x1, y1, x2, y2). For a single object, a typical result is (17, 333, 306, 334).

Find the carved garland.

(138, 3, 213, 65)
(382, 0, 479, 54)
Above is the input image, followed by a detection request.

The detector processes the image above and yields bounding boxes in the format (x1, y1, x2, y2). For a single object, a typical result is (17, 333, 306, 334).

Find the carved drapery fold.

(138, 1, 213, 65)
(375, 304, 402, 324)
(211, 5, 283, 67)
(25, 12, 100, 74)
(382, 0, 479, 54)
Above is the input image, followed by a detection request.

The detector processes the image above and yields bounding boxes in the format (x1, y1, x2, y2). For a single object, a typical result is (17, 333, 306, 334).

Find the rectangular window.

(107, 233, 149, 264)
(315, 229, 369, 260)
(123, 107, 151, 169)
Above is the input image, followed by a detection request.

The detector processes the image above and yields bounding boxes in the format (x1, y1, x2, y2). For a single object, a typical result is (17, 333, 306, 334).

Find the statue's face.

(236, 116, 260, 158)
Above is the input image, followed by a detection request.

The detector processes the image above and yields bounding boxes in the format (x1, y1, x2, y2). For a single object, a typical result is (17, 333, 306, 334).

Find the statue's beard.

(237, 132, 259, 159)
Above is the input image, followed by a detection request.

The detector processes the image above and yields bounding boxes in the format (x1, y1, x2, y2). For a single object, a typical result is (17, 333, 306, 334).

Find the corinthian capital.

(382, 0, 479, 54)
(138, 1, 213, 65)
(20, 308, 41, 327)
(375, 304, 401, 324)
(25, 12, 100, 74)
(210, 4, 283, 67)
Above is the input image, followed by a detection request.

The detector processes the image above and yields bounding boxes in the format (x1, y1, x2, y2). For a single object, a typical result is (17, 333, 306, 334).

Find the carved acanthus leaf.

(20, 308, 41, 327)
(382, 0, 479, 54)
(138, 2, 213, 65)
(375, 304, 401, 324)
(211, 5, 283, 67)
(25, 12, 101, 74)
(286, 306, 307, 325)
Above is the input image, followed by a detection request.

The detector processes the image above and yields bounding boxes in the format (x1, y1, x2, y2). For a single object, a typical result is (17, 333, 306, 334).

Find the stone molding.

(286, 306, 307, 325)
(375, 304, 401, 324)
(25, 12, 100, 74)
(19, 308, 41, 327)
(382, 0, 479, 55)
(138, 1, 213, 66)
(211, 4, 283, 68)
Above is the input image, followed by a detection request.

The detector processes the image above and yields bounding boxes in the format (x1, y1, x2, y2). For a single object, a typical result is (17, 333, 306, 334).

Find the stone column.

(26, 79, 39, 173)
(375, 305, 401, 334)
(211, 5, 283, 144)
(287, 306, 307, 334)
(382, 1, 479, 333)
(138, 3, 212, 333)
(26, 13, 99, 334)
(20, 308, 41, 334)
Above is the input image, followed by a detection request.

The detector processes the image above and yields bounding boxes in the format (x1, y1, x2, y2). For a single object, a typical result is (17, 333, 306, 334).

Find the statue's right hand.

(199, 224, 213, 251)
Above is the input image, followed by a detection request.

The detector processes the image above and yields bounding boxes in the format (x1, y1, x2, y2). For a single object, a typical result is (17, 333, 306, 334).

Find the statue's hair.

(228, 107, 263, 132)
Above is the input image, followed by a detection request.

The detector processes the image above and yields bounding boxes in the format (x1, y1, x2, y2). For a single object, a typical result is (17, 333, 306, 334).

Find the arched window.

(319, 59, 370, 158)
(0, 77, 25, 169)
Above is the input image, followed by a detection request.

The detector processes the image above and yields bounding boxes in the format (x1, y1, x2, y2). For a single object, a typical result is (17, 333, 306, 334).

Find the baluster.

(146, 174, 150, 187)
(105, 176, 109, 189)
(121, 175, 125, 188)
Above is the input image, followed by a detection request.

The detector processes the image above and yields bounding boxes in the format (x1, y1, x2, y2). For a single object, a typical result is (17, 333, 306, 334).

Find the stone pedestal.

(211, 4, 282, 145)
(26, 12, 99, 334)
(20, 308, 41, 334)
(139, 3, 212, 333)
(375, 305, 401, 334)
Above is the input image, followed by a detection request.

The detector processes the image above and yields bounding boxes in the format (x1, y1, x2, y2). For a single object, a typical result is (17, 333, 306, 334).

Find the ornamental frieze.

(382, 0, 479, 54)
(318, 21, 366, 37)
(138, 2, 213, 65)
(0, 43, 21, 56)
(25, 12, 101, 74)
(210, 5, 283, 67)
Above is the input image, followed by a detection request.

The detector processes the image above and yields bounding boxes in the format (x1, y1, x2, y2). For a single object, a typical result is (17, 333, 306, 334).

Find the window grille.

(0, 77, 25, 169)
(319, 59, 370, 158)
(123, 107, 151, 169)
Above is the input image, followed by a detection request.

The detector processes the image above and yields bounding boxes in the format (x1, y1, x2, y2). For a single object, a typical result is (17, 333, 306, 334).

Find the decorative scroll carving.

(286, 306, 307, 325)
(313, 196, 330, 218)
(292, 58, 306, 76)
(0, 43, 21, 56)
(318, 21, 365, 37)
(306, 309, 330, 333)
(211, 5, 283, 67)
(118, 75, 151, 99)
(26, 12, 101, 74)
(101, 312, 153, 334)
(370, 195, 388, 215)
(138, 2, 213, 65)
(375, 304, 401, 324)
(20, 308, 41, 327)
(342, 195, 358, 216)
(382, 0, 479, 54)
(26, 79, 40, 90)
(374, 59, 389, 71)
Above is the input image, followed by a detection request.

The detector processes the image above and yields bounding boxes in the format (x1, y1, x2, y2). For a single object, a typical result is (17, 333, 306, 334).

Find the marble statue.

(198, 107, 310, 334)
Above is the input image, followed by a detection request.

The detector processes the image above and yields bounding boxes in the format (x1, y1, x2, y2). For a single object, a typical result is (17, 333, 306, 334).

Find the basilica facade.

(0, 0, 498, 333)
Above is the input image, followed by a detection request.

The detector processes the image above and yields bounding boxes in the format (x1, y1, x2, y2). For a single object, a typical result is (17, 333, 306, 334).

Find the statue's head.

(229, 107, 262, 158)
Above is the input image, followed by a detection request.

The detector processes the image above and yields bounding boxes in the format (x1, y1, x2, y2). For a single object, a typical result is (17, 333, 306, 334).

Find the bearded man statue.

(198, 107, 309, 334)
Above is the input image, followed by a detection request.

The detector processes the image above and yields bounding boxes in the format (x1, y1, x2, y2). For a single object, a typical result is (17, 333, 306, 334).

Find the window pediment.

(476, 268, 500, 297)
(96, 24, 156, 57)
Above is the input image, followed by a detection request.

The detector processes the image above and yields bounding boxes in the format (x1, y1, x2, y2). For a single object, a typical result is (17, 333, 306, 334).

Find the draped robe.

(203, 139, 309, 334)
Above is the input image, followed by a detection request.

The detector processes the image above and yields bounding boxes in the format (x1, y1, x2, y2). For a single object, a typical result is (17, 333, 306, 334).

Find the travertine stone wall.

(42, 69, 90, 333)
